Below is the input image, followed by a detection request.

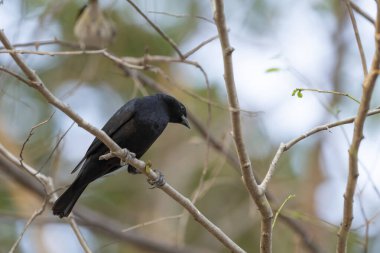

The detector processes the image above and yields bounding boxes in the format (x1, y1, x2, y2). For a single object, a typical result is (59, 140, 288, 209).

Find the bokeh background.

(1, 0, 380, 252)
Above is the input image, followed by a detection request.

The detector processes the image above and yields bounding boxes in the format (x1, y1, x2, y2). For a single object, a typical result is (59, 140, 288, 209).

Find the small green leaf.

(297, 90, 303, 98)
(291, 89, 297, 96)
(265, 68, 280, 73)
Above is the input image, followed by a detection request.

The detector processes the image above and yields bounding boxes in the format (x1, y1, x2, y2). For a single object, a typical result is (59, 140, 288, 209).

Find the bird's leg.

(146, 162, 165, 188)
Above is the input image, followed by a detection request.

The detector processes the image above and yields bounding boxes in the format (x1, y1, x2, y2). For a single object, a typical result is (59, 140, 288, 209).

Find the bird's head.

(159, 94, 190, 128)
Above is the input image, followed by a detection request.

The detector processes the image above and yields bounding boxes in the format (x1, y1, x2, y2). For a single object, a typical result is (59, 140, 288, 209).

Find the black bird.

(52, 93, 189, 218)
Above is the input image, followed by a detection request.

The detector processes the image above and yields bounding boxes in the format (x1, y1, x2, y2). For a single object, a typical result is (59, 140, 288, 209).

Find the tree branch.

(337, 4, 380, 252)
(261, 107, 380, 192)
(345, 0, 368, 76)
(125, 0, 184, 59)
(350, 1, 375, 25)
(212, 1, 273, 252)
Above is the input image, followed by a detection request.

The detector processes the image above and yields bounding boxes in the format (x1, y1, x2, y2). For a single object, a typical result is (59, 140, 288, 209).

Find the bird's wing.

(71, 100, 137, 174)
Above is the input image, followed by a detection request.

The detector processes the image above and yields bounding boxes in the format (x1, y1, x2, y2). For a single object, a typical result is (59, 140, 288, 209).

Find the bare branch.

(337, 4, 380, 252)
(39, 121, 75, 172)
(68, 215, 92, 253)
(0, 38, 79, 50)
(19, 114, 55, 168)
(259, 143, 286, 192)
(183, 34, 219, 59)
(212, 1, 273, 252)
(9, 198, 47, 253)
(261, 107, 380, 193)
(272, 194, 295, 230)
(344, 0, 368, 76)
(125, 0, 184, 59)
(0, 66, 30, 84)
(0, 48, 145, 70)
(350, 1, 376, 25)
(292, 88, 360, 104)
(148, 11, 215, 25)
(122, 214, 182, 233)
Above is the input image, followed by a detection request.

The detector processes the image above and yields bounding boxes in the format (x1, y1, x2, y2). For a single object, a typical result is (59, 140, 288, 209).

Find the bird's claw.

(147, 169, 166, 189)
(120, 149, 136, 166)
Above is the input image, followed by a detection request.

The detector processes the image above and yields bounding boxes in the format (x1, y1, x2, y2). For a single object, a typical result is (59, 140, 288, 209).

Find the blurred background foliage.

(1, 0, 380, 252)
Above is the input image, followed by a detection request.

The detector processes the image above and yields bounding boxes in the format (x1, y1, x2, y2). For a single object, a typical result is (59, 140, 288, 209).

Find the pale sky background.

(1, 1, 380, 252)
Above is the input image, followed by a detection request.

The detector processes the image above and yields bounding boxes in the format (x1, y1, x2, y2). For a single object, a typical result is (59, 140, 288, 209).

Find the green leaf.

(265, 67, 280, 73)
(297, 90, 303, 98)
(291, 89, 297, 96)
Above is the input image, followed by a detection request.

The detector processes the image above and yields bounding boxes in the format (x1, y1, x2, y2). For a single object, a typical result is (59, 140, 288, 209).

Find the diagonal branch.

(350, 1, 375, 25)
(345, 0, 368, 76)
(125, 0, 184, 59)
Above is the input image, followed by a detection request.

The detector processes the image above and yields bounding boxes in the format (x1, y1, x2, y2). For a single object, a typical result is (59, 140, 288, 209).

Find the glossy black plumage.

(52, 94, 189, 218)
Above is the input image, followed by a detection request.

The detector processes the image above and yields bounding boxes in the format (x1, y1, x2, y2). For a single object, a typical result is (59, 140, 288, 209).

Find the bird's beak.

(181, 115, 190, 129)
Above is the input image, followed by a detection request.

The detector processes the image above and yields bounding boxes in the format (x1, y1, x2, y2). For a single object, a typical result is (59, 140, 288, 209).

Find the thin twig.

(125, 0, 184, 59)
(0, 48, 105, 56)
(121, 53, 256, 116)
(0, 66, 30, 84)
(148, 11, 215, 25)
(0, 49, 145, 69)
(259, 143, 286, 192)
(350, 1, 376, 25)
(19, 114, 55, 169)
(272, 195, 295, 230)
(39, 121, 75, 172)
(68, 215, 92, 253)
(0, 38, 79, 50)
(122, 214, 182, 233)
(344, 0, 368, 76)
(183, 34, 220, 59)
(357, 191, 369, 253)
(292, 88, 360, 104)
(337, 4, 380, 252)
(8, 197, 47, 253)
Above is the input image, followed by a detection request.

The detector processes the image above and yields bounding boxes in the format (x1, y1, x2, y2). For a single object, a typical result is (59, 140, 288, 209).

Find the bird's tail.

(52, 180, 88, 218)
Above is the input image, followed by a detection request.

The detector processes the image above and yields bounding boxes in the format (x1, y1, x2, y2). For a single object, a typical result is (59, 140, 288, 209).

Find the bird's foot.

(120, 149, 136, 166)
(147, 169, 166, 189)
